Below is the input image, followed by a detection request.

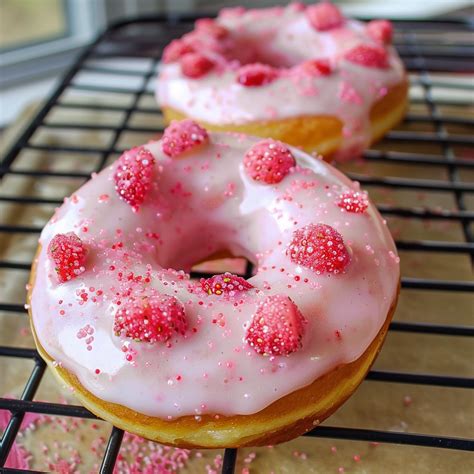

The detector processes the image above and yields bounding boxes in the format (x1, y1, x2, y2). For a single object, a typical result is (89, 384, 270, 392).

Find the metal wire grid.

(0, 14, 473, 473)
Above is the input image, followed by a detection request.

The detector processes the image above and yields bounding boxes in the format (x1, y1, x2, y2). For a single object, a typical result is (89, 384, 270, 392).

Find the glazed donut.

(28, 120, 400, 447)
(157, 2, 408, 160)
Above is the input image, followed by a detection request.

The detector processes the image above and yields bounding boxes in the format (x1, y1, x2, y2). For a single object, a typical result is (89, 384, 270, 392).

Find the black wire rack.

(1, 14, 473, 474)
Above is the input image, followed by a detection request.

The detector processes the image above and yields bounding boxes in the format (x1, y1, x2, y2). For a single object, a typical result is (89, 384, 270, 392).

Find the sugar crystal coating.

(195, 18, 229, 39)
(200, 272, 253, 296)
(162, 119, 209, 157)
(302, 58, 332, 76)
(163, 39, 195, 63)
(246, 295, 306, 356)
(344, 44, 389, 69)
(114, 294, 187, 344)
(48, 233, 87, 283)
(244, 139, 295, 184)
(180, 53, 215, 78)
(114, 146, 155, 211)
(287, 223, 350, 274)
(237, 63, 278, 87)
(367, 19, 393, 44)
(306, 2, 344, 31)
(337, 190, 369, 213)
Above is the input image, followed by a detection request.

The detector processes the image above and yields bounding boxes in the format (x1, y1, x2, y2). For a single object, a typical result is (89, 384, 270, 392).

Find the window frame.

(0, 0, 107, 88)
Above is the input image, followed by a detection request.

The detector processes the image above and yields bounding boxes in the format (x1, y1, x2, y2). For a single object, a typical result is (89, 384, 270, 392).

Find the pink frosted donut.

(157, 2, 408, 159)
(28, 120, 400, 447)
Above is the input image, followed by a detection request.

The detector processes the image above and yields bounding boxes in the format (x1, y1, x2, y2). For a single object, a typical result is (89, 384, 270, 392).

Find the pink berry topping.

(246, 295, 306, 356)
(163, 39, 194, 63)
(180, 53, 214, 78)
(306, 2, 344, 31)
(195, 18, 229, 39)
(48, 232, 87, 283)
(237, 63, 278, 87)
(244, 139, 295, 184)
(201, 272, 253, 296)
(161, 119, 209, 157)
(337, 190, 369, 213)
(344, 44, 389, 69)
(287, 223, 350, 274)
(302, 58, 332, 76)
(114, 295, 187, 344)
(367, 19, 393, 44)
(114, 146, 155, 211)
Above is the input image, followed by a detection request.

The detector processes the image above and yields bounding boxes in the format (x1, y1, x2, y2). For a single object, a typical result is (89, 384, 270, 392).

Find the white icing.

(30, 132, 399, 418)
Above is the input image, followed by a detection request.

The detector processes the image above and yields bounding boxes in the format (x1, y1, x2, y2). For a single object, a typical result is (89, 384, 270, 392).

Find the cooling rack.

(1, 14, 473, 473)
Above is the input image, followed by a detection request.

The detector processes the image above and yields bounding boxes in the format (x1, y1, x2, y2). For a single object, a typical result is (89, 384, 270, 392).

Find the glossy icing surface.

(30, 132, 399, 418)
(156, 4, 406, 157)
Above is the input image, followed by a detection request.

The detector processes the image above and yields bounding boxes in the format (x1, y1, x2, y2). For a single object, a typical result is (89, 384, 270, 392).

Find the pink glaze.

(156, 3, 405, 160)
(30, 132, 399, 418)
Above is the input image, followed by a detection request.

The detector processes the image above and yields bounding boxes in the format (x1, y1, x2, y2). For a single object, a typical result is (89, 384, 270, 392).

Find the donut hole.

(210, 15, 315, 69)
(152, 205, 266, 278)
(191, 252, 254, 279)
(227, 34, 302, 68)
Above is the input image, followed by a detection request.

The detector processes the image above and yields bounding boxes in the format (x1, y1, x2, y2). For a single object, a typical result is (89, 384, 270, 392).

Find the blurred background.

(0, 0, 472, 131)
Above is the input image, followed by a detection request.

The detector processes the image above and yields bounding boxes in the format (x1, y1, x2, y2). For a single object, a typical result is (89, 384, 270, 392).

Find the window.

(0, 0, 68, 52)
(0, 0, 106, 87)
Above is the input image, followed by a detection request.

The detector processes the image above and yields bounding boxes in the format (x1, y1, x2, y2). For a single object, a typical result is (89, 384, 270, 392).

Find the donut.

(28, 120, 400, 448)
(157, 2, 408, 160)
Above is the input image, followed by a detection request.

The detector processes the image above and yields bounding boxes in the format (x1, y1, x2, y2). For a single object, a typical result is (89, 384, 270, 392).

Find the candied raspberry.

(195, 18, 229, 39)
(337, 190, 369, 213)
(161, 119, 209, 157)
(344, 44, 389, 69)
(163, 39, 194, 63)
(201, 272, 253, 296)
(48, 233, 87, 283)
(246, 295, 306, 356)
(306, 2, 344, 31)
(237, 63, 278, 87)
(302, 58, 332, 76)
(180, 53, 215, 78)
(114, 146, 155, 211)
(367, 19, 393, 44)
(287, 223, 350, 274)
(244, 139, 295, 184)
(114, 295, 187, 344)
